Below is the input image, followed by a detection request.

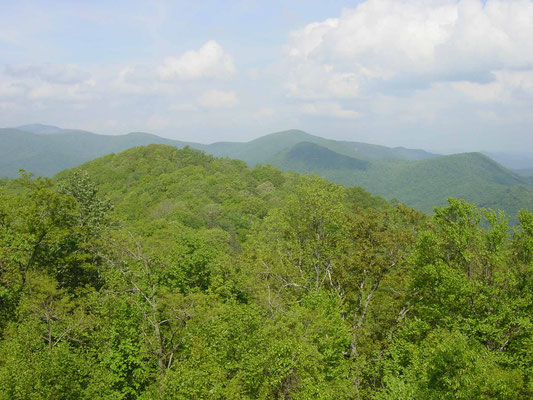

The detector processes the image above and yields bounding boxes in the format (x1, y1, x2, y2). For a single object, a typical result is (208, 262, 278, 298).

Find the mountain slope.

(56, 144, 389, 234)
(1, 127, 437, 178)
(0, 128, 196, 178)
(270, 142, 533, 220)
(270, 142, 369, 171)
(484, 151, 533, 171)
(3, 125, 531, 220)
(204, 129, 437, 165)
(16, 123, 66, 135)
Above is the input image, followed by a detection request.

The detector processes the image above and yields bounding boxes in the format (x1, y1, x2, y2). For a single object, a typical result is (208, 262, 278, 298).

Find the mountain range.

(1, 124, 532, 219)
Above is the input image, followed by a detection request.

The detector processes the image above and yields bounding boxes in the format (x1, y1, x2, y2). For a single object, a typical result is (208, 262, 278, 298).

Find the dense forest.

(0, 145, 532, 399)
(3, 127, 533, 221)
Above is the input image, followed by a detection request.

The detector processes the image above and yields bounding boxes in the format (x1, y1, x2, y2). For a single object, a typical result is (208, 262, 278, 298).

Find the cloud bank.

(157, 40, 236, 80)
(1, 0, 533, 151)
(285, 0, 533, 99)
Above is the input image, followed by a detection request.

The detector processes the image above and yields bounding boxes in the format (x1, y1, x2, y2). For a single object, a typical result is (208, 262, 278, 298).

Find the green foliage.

(378, 199, 533, 399)
(0, 144, 531, 399)
(5, 126, 531, 223)
(379, 328, 523, 400)
(271, 142, 533, 223)
(58, 170, 113, 236)
(147, 291, 353, 400)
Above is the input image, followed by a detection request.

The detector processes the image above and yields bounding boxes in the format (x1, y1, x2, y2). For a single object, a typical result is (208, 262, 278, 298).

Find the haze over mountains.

(2, 124, 532, 219)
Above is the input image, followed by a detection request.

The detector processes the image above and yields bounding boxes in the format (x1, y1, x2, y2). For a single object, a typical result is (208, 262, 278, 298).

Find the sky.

(1, 0, 533, 153)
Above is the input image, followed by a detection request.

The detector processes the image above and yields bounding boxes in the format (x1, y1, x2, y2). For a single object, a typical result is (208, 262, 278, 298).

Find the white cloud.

(451, 69, 533, 103)
(494, 69, 533, 95)
(2, 1, 533, 153)
(451, 80, 505, 103)
(5, 63, 90, 84)
(0, 80, 25, 98)
(27, 80, 96, 101)
(286, 66, 362, 99)
(300, 101, 360, 119)
(112, 65, 176, 95)
(111, 41, 237, 94)
(285, 0, 533, 100)
(0, 64, 98, 102)
(198, 90, 239, 109)
(157, 40, 236, 80)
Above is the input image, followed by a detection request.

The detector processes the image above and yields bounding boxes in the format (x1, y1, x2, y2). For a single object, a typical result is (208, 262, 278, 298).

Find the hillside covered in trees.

(271, 141, 533, 220)
(0, 127, 435, 179)
(0, 144, 532, 399)
(3, 126, 533, 220)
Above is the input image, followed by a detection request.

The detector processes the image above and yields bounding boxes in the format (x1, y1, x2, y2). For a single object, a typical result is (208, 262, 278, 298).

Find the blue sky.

(1, 0, 533, 153)
(1, 1, 358, 63)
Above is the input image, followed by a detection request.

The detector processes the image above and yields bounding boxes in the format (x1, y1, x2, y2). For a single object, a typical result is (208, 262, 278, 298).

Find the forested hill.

(56, 144, 390, 232)
(271, 142, 533, 220)
(0, 128, 195, 178)
(0, 144, 532, 398)
(200, 129, 438, 165)
(2, 125, 532, 220)
(0, 126, 436, 179)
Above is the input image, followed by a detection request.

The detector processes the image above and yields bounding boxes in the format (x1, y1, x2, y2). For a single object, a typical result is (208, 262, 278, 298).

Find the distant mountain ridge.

(0, 127, 196, 178)
(483, 151, 533, 171)
(211, 129, 438, 165)
(2, 124, 532, 219)
(270, 142, 369, 171)
(16, 123, 67, 135)
(270, 142, 532, 218)
(1, 126, 437, 178)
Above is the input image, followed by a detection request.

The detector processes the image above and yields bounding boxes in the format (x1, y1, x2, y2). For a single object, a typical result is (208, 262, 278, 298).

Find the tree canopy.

(0, 145, 531, 399)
